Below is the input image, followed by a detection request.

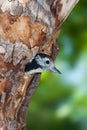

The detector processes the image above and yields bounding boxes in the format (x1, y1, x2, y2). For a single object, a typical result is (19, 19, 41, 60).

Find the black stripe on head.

(25, 58, 41, 72)
(35, 53, 49, 58)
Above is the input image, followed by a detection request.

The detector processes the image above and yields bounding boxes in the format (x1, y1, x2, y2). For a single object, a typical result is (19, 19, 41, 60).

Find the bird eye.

(46, 60, 50, 64)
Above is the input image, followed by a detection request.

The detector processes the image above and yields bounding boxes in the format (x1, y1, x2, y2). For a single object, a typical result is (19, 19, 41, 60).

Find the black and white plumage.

(25, 53, 61, 74)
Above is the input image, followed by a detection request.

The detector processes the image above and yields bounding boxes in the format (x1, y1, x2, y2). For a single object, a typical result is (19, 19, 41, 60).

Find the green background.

(27, 0, 87, 130)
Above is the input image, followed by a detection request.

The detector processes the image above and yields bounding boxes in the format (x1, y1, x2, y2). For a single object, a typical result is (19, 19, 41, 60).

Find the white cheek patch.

(36, 56, 44, 66)
(25, 68, 43, 75)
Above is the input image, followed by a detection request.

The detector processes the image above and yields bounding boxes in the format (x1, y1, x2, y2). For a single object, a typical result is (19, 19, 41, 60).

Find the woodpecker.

(25, 53, 61, 74)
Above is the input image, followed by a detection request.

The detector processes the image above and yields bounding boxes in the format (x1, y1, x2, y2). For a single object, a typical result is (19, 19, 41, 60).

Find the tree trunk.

(0, 0, 79, 130)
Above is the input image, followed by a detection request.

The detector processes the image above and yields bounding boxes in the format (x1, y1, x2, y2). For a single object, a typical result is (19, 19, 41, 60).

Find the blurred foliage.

(27, 0, 87, 130)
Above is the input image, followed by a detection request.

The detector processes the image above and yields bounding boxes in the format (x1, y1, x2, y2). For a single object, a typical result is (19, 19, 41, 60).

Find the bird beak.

(50, 67, 61, 74)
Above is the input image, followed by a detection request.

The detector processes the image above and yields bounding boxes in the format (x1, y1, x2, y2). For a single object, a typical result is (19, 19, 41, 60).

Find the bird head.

(25, 53, 61, 74)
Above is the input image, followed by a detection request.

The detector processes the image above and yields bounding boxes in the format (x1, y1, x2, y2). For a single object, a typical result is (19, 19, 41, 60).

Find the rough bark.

(0, 0, 79, 130)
